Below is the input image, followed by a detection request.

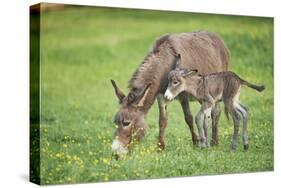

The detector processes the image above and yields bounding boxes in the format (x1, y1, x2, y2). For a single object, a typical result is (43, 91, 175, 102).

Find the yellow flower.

(55, 153, 64, 158)
(91, 172, 99, 177)
(93, 159, 99, 165)
(102, 158, 110, 165)
(73, 155, 78, 161)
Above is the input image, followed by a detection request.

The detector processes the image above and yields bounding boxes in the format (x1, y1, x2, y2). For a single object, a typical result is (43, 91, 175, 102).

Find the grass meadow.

(31, 6, 273, 185)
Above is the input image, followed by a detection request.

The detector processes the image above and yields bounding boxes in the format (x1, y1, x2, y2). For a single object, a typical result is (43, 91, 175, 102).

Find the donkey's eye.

(123, 121, 131, 127)
(173, 81, 178, 85)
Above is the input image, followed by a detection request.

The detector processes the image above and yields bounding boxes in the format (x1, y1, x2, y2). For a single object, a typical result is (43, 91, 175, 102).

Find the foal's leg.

(178, 93, 199, 145)
(195, 111, 205, 147)
(211, 103, 221, 145)
(236, 103, 249, 150)
(157, 94, 168, 150)
(196, 102, 212, 147)
(203, 107, 212, 147)
(230, 108, 241, 150)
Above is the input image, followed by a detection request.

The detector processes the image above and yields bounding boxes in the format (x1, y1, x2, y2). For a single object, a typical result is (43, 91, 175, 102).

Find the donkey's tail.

(240, 79, 265, 92)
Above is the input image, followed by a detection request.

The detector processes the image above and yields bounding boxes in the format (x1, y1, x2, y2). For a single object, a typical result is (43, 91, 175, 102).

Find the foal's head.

(164, 68, 198, 101)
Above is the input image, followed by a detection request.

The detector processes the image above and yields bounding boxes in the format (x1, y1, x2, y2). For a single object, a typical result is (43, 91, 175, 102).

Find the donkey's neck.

(129, 49, 175, 114)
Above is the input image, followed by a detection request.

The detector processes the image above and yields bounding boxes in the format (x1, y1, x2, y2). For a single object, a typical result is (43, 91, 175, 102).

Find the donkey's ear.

(182, 69, 198, 77)
(136, 83, 152, 107)
(111, 80, 126, 104)
(175, 54, 182, 69)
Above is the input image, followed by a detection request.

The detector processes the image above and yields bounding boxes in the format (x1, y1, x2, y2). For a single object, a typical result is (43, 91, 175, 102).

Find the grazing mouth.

(111, 139, 128, 158)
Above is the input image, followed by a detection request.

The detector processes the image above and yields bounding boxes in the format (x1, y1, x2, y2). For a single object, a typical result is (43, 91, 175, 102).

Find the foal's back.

(203, 71, 242, 101)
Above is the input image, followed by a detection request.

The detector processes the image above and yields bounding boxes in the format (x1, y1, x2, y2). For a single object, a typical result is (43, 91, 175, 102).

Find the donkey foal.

(164, 69, 264, 150)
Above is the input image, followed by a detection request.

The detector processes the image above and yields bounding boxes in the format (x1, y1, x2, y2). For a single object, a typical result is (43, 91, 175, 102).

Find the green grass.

(33, 6, 273, 185)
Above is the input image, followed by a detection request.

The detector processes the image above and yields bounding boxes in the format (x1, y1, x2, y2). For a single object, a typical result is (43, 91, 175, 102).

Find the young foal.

(164, 66, 264, 150)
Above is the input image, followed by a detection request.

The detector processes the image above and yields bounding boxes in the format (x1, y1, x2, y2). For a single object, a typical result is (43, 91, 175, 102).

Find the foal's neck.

(184, 76, 204, 100)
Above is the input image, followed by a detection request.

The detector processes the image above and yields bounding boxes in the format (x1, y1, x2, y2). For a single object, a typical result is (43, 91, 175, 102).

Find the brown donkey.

(111, 31, 229, 157)
(164, 61, 264, 150)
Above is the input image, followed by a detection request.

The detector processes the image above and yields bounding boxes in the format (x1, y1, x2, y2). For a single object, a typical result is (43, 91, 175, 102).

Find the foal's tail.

(240, 78, 265, 92)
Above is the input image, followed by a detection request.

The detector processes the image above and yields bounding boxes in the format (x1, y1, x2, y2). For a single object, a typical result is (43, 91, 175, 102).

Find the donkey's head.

(164, 56, 198, 101)
(110, 80, 151, 158)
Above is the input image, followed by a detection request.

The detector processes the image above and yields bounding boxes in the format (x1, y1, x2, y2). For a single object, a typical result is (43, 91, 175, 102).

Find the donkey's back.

(168, 31, 229, 74)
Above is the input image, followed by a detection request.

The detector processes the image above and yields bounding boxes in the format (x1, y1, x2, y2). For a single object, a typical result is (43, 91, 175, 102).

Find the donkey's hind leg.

(235, 103, 249, 150)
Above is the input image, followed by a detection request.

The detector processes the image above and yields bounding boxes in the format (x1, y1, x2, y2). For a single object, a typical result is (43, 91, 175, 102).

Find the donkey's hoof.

(157, 141, 165, 151)
(244, 144, 249, 151)
(211, 140, 218, 146)
(192, 137, 200, 146)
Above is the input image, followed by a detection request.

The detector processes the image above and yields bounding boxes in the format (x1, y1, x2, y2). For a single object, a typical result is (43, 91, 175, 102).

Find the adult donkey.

(111, 31, 229, 157)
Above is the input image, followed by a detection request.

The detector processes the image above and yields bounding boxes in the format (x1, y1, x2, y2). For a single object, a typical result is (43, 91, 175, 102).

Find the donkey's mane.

(128, 34, 172, 89)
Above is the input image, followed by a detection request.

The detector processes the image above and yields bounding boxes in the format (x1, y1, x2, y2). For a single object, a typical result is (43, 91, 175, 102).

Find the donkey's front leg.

(157, 94, 168, 150)
(178, 93, 199, 146)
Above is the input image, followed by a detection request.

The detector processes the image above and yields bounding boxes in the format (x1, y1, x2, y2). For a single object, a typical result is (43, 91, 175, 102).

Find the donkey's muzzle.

(112, 153, 119, 160)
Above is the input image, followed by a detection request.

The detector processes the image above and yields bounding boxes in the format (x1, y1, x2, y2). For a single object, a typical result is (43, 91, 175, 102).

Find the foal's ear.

(182, 69, 198, 77)
(111, 80, 126, 104)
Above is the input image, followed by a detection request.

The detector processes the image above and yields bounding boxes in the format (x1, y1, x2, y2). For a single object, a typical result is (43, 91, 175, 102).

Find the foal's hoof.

(231, 144, 237, 150)
(198, 142, 207, 148)
(244, 144, 249, 151)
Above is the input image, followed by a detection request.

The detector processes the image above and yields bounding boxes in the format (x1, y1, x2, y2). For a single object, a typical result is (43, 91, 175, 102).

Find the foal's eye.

(173, 81, 178, 85)
(123, 121, 131, 127)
